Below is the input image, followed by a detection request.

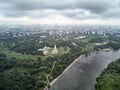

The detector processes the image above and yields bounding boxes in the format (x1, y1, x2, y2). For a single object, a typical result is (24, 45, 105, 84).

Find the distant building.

(40, 35, 46, 38)
(52, 44, 58, 55)
(74, 36, 86, 40)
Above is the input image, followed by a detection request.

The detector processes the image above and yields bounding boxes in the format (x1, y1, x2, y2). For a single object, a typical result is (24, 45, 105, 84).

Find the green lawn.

(82, 43, 95, 52)
(0, 47, 69, 61)
(1, 50, 38, 60)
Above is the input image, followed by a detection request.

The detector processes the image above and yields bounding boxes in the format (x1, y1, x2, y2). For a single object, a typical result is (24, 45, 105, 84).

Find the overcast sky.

(0, 0, 120, 25)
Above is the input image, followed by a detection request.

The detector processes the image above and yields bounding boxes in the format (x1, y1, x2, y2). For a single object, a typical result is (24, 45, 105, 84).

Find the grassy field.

(0, 46, 69, 61)
(82, 43, 95, 52)
(1, 50, 38, 60)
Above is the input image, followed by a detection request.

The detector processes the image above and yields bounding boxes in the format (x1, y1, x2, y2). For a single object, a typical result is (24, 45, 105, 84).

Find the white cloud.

(0, 0, 120, 24)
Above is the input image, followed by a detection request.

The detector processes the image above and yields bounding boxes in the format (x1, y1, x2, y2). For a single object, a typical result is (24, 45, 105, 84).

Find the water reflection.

(50, 50, 120, 90)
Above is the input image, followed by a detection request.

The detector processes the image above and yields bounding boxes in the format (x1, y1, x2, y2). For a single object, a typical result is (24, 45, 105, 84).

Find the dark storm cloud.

(0, 0, 119, 19)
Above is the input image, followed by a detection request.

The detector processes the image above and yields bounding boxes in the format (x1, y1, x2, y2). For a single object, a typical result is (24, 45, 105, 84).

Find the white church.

(52, 44, 58, 55)
(38, 44, 58, 55)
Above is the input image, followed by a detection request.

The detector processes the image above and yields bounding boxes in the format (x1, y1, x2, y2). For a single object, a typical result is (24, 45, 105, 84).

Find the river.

(50, 50, 120, 90)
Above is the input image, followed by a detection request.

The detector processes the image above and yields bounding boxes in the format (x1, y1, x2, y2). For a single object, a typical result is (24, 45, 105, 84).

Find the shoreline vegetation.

(44, 52, 90, 90)
(96, 58, 120, 90)
(50, 55, 84, 86)
(46, 49, 112, 90)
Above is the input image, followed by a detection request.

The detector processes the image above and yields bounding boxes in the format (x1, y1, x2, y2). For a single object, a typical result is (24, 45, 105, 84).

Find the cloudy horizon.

(0, 0, 120, 25)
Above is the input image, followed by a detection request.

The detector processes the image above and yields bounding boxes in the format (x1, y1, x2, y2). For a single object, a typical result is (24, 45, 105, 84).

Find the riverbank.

(44, 48, 113, 90)
(96, 58, 120, 90)
(49, 49, 120, 90)
(50, 54, 85, 86)
(49, 49, 110, 88)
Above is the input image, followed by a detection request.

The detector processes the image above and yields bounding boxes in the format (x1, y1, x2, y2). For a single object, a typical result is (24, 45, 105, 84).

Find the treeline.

(89, 37, 105, 43)
(96, 58, 120, 90)
(0, 53, 47, 90)
(0, 43, 85, 90)
(10, 41, 41, 55)
(94, 42, 120, 50)
(49, 46, 84, 81)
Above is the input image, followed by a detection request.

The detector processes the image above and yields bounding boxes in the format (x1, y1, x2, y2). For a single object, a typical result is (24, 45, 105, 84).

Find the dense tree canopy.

(96, 58, 120, 90)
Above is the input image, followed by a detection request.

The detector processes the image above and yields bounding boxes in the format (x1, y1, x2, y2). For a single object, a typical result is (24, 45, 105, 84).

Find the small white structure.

(95, 42, 108, 46)
(38, 46, 50, 55)
(43, 50, 48, 55)
(52, 44, 58, 55)
(74, 36, 86, 40)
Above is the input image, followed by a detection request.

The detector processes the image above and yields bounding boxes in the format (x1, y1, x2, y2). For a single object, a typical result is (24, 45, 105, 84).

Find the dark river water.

(50, 50, 120, 90)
